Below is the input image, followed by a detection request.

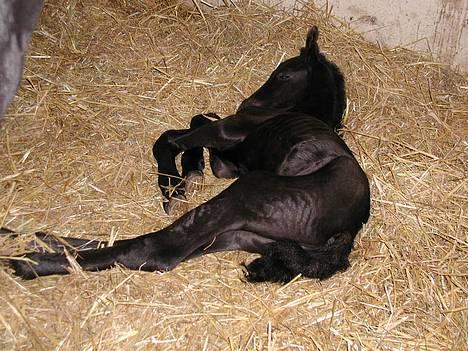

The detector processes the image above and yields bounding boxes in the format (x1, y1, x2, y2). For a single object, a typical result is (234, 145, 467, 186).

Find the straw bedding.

(0, 0, 466, 349)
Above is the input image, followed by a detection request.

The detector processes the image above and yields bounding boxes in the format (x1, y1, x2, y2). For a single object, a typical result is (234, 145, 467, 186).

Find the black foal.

(5, 27, 370, 283)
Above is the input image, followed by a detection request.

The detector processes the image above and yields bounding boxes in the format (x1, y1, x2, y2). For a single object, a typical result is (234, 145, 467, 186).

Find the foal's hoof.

(0, 227, 15, 235)
(185, 171, 204, 195)
(163, 195, 189, 218)
(8, 258, 37, 280)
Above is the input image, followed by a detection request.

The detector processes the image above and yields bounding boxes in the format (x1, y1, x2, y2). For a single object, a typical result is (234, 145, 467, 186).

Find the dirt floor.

(0, 0, 466, 350)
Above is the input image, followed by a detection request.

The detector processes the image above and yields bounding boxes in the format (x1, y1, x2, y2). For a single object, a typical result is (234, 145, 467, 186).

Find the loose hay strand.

(0, 0, 466, 350)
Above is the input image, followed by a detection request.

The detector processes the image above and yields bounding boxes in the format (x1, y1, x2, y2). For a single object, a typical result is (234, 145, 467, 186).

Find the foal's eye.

(277, 73, 290, 81)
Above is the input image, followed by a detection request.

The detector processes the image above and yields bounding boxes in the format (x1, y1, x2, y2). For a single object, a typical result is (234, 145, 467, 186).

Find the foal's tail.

(244, 232, 355, 283)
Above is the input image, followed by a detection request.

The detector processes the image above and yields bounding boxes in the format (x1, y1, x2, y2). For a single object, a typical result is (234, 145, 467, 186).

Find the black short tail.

(244, 232, 355, 283)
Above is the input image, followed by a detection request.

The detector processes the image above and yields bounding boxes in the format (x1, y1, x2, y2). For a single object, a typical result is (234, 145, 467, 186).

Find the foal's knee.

(210, 155, 242, 179)
(190, 113, 219, 129)
(153, 130, 181, 159)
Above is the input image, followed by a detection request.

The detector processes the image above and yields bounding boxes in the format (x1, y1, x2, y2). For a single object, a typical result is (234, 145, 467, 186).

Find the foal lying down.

(4, 27, 370, 282)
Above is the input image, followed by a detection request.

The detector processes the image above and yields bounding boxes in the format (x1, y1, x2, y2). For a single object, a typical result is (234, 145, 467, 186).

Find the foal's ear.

(300, 26, 320, 62)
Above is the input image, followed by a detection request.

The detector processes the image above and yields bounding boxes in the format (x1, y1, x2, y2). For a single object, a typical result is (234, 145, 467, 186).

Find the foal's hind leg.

(8, 172, 287, 279)
(8, 190, 250, 279)
(1, 227, 132, 253)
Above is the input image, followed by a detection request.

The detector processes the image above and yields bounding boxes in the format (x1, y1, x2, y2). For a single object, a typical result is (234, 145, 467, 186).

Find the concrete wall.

(313, 0, 467, 71)
(191, 0, 467, 71)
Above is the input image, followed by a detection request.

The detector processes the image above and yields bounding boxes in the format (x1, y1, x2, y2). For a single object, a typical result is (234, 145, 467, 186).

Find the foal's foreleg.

(168, 114, 249, 152)
(153, 129, 189, 201)
(153, 114, 220, 212)
(180, 114, 220, 193)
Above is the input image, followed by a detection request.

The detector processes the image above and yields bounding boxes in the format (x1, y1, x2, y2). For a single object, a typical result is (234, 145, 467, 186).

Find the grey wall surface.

(313, 0, 467, 71)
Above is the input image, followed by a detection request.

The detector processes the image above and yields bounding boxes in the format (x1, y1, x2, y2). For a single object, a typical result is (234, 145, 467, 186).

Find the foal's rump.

(209, 155, 370, 282)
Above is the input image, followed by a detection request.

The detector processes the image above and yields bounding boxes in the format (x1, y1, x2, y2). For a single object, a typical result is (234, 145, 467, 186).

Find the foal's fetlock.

(163, 195, 189, 218)
(185, 170, 204, 195)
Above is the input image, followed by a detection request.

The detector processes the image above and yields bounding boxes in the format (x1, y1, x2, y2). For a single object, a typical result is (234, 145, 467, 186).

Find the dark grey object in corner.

(0, 0, 43, 120)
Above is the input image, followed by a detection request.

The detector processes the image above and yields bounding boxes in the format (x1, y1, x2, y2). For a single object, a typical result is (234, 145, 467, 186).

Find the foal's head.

(238, 26, 346, 129)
